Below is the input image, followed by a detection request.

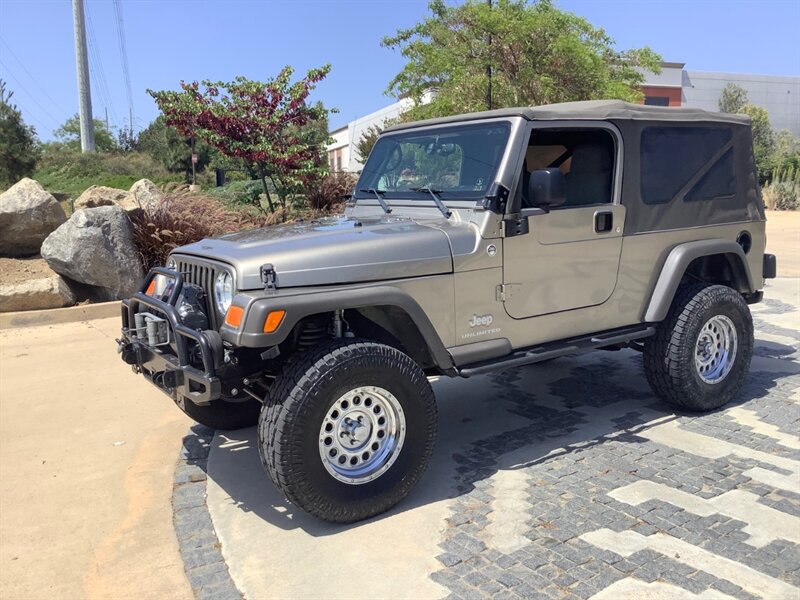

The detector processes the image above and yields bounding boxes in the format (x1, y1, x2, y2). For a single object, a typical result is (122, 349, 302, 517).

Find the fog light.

(263, 310, 286, 333)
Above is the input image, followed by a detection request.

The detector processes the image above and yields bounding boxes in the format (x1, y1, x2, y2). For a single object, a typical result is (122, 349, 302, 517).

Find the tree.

(718, 83, 748, 114)
(148, 66, 332, 213)
(772, 130, 800, 174)
(382, 0, 661, 120)
(740, 104, 775, 183)
(116, 126, 139, 153)
(137, 116, 213, 180)
(355, 125, 385, 164)
(54, 114, 118, 153)
(0, 80, 40, 186)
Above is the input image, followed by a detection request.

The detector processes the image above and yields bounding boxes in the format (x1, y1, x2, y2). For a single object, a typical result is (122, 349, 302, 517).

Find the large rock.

(0, 178, 67, 256)
(129, 179, 163, 211)
(73, 185, 133, 211)
(41, 205, 144, 299)
(0, 275, 75, 312)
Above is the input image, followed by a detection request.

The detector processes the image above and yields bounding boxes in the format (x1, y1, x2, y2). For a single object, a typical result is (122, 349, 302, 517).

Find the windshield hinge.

(482, 182, 510, 213)
(502, 215, 529, 238)
(260, 263, 277, 291)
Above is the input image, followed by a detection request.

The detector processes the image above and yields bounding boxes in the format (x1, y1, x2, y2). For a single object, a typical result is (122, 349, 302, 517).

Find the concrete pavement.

(0, 317, 193, 599)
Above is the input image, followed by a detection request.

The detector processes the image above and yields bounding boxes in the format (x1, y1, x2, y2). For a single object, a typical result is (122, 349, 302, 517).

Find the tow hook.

(117, 339, 138, 366)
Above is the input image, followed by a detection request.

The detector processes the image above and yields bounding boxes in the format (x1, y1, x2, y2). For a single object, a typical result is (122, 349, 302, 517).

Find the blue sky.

(1, 0, 798, 141)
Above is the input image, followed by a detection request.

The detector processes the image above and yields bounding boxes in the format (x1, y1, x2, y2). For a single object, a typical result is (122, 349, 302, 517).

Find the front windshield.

(355, 122, 511, 200)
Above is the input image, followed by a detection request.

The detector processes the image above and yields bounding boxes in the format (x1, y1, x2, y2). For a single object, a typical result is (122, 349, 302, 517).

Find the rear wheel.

(259, 339, 437, 523)
(644, 283, 753, 411)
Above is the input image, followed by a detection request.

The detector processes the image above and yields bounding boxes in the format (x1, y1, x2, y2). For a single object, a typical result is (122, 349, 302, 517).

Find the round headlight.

(214, 271, 234, 313)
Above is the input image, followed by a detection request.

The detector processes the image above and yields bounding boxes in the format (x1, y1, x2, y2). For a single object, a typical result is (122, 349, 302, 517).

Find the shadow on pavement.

(198, 340, 799, 537)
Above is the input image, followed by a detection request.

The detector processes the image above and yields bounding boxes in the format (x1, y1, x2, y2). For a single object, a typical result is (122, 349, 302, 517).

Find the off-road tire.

(644, 283, 753, 411)
(259, 339, 437, 523)
(178, 397, 261, 430)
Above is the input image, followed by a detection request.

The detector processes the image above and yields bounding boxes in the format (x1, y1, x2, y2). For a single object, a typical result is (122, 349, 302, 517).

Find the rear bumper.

(119, 267, 222, 405)
(763, 253, 777, 279)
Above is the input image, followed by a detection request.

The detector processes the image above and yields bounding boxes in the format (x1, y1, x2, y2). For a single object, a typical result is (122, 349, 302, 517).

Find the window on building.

(641, 127, 735, 204)
(644, 96, 670, 106)
(328, 148, 344, 172)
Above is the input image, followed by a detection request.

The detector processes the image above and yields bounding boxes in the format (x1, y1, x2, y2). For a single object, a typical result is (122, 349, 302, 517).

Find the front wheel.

(259, 339, 437, 523)
(644, 283, 753, 411)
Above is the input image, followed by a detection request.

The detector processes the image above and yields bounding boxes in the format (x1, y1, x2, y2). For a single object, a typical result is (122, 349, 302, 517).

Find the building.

(641, 63, 799, 136)
(327, 90, 436, 173)
(328, 65, 799, 171)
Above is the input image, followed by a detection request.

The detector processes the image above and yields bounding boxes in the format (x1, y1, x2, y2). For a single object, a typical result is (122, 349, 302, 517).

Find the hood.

(175, 215, 460, 290)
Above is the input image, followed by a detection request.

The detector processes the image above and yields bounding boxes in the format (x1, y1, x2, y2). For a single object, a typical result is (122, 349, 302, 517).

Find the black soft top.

(385, 100, 751, 132)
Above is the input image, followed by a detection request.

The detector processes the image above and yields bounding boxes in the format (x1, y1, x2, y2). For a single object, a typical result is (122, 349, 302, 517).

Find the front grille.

(174, 258, 220, 328)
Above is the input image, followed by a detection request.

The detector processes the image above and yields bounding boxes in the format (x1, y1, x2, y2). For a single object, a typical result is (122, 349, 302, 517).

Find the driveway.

(0, 318, 193, 599)
(201, 278, 800, 599)
(1, 280, 797, 600)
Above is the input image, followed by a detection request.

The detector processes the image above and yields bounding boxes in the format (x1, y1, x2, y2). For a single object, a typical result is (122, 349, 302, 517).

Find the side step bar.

(456, 325, 656, 377)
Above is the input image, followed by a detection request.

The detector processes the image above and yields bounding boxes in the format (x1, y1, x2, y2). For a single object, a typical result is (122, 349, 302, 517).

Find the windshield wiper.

(357, 188, 392, 214)
(410, 187, 452, 218)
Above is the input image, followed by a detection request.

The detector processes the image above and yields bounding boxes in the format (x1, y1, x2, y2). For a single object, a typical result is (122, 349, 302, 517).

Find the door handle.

(594, 210, 613, 233)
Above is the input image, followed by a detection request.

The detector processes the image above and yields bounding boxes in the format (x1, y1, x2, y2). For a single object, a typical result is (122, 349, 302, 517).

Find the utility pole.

(71, 0, 95, 152)
(486, 0, 492, 111)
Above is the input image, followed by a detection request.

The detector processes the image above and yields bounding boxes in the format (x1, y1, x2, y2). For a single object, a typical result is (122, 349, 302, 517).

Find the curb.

(173, 425, 243, 600)
(0, 301, 120, 329)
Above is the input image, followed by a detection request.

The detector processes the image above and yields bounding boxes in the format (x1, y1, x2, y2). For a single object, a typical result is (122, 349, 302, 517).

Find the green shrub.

(33, 145, 181, 199)
(208, 180, 266, 208)
(763, 165, 800, 210)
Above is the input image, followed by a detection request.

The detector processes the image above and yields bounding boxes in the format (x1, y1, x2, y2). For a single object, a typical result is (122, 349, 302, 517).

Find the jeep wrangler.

(118, 100, 777, 523)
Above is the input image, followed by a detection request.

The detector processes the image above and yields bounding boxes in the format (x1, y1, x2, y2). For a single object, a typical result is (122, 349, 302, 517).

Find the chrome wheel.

(318, 386, 406, 485)
(695, 314, 738, 384)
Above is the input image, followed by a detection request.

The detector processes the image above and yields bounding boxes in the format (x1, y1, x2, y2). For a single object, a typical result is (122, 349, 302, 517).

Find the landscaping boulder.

(129, 179, 163, 211)
(41, 205, 144, 299)
(0, 178, 67, 256)
(0, 275, 75, 312)
(73, 185, 134, 211)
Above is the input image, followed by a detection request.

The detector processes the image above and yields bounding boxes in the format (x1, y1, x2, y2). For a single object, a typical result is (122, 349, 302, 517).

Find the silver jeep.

(118, 100, 777, 523)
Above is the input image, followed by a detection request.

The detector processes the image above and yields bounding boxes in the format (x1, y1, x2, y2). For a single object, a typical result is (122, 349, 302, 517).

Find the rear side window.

(641, 127, 735, 204)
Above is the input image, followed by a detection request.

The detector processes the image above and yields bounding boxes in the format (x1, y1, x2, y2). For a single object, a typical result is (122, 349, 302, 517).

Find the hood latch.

(260, 263, 277, 292)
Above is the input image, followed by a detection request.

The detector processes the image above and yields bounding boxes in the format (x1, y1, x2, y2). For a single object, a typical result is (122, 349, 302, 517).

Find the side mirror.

(529, 169, 566, 208)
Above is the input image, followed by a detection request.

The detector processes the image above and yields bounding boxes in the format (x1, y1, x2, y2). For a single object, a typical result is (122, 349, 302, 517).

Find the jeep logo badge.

(469, 314, 494, 327)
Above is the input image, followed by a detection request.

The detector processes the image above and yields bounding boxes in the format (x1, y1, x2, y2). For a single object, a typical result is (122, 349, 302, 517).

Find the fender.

(221, 285, 454, 370)
(644, 239, 756, 323)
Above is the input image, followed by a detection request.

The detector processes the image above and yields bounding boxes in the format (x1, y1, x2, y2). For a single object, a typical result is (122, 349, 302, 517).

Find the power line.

(112, 0, 134, 132)
(84, 0, 119, 127)
(0, 37, 70, 121)
(0, 59, 59, 134)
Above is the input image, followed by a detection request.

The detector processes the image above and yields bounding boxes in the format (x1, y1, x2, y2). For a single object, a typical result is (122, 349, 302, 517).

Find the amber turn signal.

(263, 310, 286, 333)
(225, 305, 244, 327)
(145, 279, 157, 295)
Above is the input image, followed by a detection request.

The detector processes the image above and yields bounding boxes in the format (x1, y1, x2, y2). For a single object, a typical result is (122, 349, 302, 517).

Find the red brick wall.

(640, 86, 682, 107)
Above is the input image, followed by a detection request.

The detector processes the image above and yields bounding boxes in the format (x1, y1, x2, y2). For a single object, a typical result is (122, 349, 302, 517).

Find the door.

(503, 124, 626, 319)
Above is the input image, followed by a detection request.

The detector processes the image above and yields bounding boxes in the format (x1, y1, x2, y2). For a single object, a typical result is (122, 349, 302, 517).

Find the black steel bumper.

(119, 267, 221, 405)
